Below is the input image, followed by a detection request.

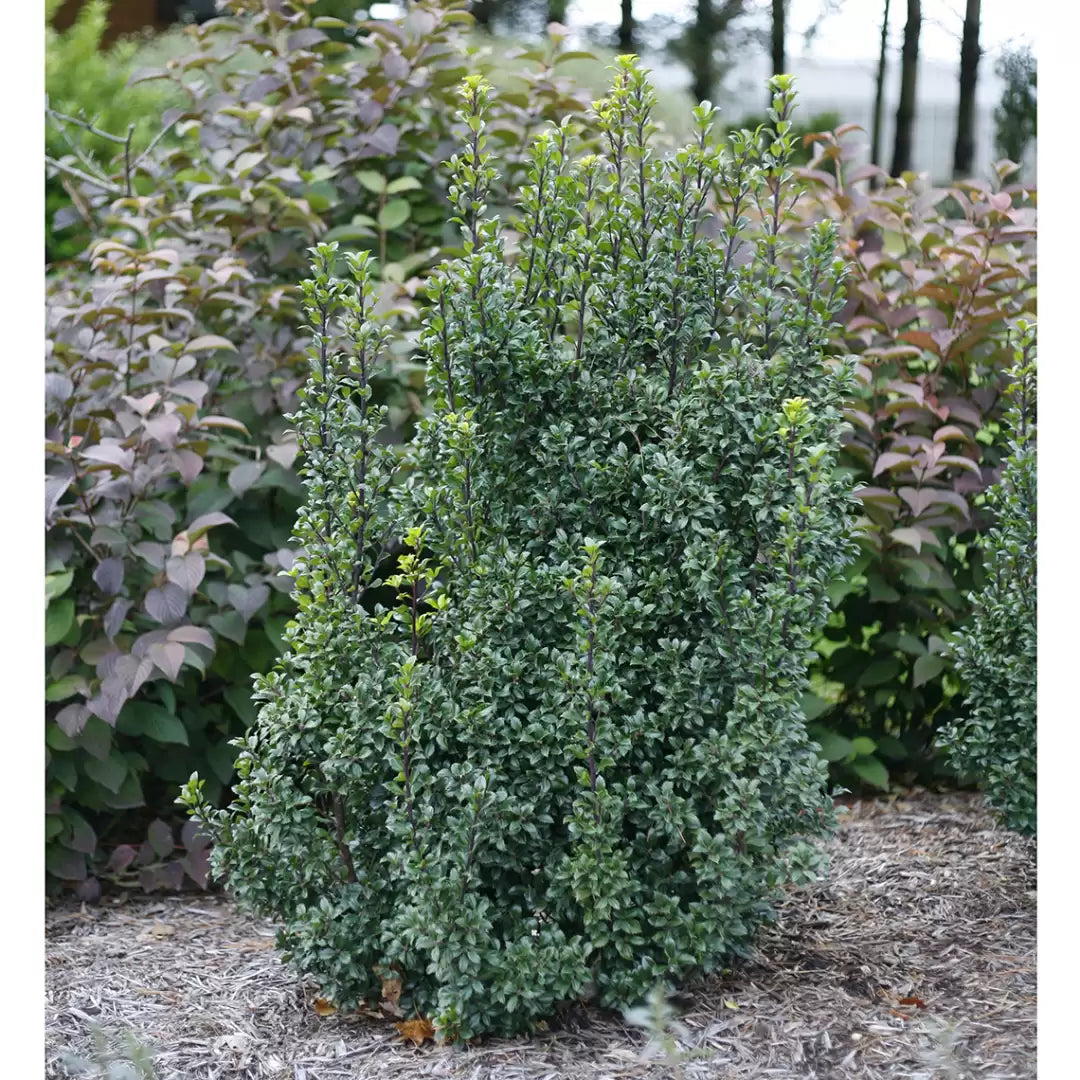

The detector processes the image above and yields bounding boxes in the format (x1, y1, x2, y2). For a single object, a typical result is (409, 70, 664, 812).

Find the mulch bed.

(45, 791, 1036, 1079)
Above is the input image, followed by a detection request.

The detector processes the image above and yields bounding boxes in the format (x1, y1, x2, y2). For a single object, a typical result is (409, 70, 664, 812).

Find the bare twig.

(47, 107, 133, 145)
(45, 155, 125, 197)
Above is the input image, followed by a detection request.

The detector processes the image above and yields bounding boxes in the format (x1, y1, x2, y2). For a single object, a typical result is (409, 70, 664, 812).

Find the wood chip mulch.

(45, 790, 1036, 1079)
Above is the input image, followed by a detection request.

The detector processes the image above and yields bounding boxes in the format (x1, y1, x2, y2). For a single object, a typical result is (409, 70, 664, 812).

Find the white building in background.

(716, 52, 1035, 184)
(638, 48, 1034, 185)
(570, 0, 1035, 185)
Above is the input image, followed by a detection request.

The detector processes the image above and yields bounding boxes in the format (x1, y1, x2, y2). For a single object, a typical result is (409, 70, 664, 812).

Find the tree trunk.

(618, 0, 635, 54)
(690, 1, 717, 103)
(952, 0, 981, 177)
(471, 1, 495, 29)
(771, 0, 786, 98)
(890, 0, 921, 176)
(686, 1, 746, 104)
(870, 0, 891, 173)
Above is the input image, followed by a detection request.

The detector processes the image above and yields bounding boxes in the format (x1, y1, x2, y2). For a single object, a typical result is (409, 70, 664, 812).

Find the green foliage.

(56, 1024, 159, 1080)
(45, 0, 595, 895)
(45, 0, 185, 264)
(994, 46, 1037, 170)
(938, 323, 1036, 834)
(183, 65, 856, 1040)
(623, 984, 717, 1074)
(44, 0, 178, 154)
(727, 111, 842, 167)
(792, 129, 1037, 791)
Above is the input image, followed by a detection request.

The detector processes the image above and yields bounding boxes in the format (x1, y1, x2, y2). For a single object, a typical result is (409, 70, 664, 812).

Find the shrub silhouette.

(183, 61, 857, 1040)
(940, 321, 1037, 834)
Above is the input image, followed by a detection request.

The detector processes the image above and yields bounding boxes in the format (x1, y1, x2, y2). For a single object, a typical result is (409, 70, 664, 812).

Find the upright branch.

(292, 244, 395, 611)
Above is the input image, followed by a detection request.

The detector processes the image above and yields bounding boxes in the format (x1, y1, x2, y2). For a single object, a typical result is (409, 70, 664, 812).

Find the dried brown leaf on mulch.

(45, 791, 1036, 1080)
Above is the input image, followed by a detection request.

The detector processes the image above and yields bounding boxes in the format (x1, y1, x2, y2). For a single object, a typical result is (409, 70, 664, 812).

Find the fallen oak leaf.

(897, 996, 927, 1008)
(395, 1017, 435, 1047)
(380, 975, 404, 1017)
(313, 998, 338, 1017)
(221, 938, 276, 951)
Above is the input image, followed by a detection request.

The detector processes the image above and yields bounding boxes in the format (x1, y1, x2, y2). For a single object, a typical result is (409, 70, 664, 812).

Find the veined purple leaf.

(56, 704, 91, 737)
(228, 460, 265, 495)
(104, 598, 132, 641)
(81, 442, 134, 470)
(166, 552, 206, 594)
(228, 583, 270, 621)
(45, 475, 73, 524)
(93, 557, 125, 596)
(175, 449, 205, 486)
(145, 583, 188, 625)
(148, 819, 175, 859)
(187, 511, 236, 541)
(168, 625, 214, 649)
(107, 844, 138, 873)
(149, 641, 186, 681)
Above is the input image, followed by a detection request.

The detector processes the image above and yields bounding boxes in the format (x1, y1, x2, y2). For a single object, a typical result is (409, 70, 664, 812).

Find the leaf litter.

(46, 791, 1035, 1079)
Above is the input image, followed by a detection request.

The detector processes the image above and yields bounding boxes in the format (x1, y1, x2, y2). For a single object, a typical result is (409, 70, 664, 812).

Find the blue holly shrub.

(938, 322, 1036, 834)
(182, 63, 857, 1039)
